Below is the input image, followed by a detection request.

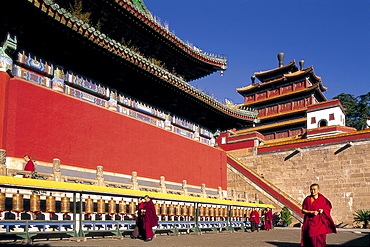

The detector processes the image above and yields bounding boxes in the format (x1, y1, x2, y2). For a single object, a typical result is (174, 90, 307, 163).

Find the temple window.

(311, 117, 316, 124)
(329, 113, 335, 120)
(221, 137, 227, 144)
(318, 119, 328, 127)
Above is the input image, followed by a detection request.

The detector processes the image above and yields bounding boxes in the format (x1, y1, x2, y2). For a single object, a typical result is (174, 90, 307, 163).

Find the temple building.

(236, 53, 327, 141)
(0, 0, 258, 195)
(1, 0, 369, 229)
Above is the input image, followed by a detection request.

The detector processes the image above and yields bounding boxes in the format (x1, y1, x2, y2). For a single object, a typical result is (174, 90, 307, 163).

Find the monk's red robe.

(142, 200, 158, 239)
(301, 193, 336, 247)
(133, 202, 145, 237)
(250, 210, 260, 232)
(264, 210, 273, 230)
(250, 210, 260, 224)
(24, 160, 35, 172)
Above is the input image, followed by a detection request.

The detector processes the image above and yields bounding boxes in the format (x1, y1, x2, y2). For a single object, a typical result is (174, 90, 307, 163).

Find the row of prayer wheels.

(153, 203, 250, 217)
(84, 196, 134, 214)
(6, 191, 67, 213)
(0, 190, 63, 213)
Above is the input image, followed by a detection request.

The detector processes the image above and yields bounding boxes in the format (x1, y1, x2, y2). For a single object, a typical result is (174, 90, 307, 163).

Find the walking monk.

(142, 195, 158, 242)
(250, 208, 260, 232)
(301, 184, 336, 247)
(263, 208, 273, 231)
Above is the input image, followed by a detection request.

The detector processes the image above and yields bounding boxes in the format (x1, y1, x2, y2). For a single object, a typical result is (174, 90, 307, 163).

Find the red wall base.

(0, 75, 226, 189)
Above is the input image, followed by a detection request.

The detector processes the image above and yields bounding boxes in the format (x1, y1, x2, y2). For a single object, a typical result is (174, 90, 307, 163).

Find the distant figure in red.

(250, 208, 260, 232)
(131, 197, 145, 239)
(142, 195, 158, 242)
(301, 184, 336, 247)
(263, 208, 273, 231)
(23, 155, 35, 178)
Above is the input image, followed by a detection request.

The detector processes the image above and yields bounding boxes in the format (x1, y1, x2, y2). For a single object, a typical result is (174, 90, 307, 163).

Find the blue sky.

(145, 0, 370, 104)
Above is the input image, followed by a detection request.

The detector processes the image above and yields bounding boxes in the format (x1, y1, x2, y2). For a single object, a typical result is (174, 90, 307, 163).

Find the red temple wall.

(0, 75, 227, 189)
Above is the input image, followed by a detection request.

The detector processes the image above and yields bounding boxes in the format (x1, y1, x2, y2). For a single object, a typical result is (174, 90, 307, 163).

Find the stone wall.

(227, 140, 370, 227)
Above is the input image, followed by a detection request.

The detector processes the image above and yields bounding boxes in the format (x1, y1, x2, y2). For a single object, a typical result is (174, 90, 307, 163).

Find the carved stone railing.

(2, 154, 234, 201)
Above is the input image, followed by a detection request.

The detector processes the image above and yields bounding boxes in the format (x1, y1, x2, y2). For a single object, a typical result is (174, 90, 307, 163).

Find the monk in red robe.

(131, 197, 145, 239)
(301, 184, 336, 247)
(23, 155, 35, 178)
(263, 208, 273, 231)
(23, 155, 35, 171)
(250, 208, 260, 232)
(142, 195, 158, 242)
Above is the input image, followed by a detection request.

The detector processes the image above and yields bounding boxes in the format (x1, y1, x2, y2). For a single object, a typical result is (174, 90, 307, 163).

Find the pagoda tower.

(236, 53, 327, 141)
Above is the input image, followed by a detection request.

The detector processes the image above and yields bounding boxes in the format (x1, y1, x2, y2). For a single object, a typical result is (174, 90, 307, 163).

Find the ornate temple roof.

(1, 0, 256, 131)
(52, 0, 227, 81)
(254, 60, 298, 83)
(237, 65, 326, 96)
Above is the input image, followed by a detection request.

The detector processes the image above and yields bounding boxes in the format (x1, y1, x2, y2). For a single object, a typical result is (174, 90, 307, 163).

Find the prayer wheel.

(154, 203, 160, 215)
(214, 207, 219, 217)
(108, 198, 116, 214)
(247, 209, 251, 217)
(188, 205, 195, 217)
(243, 208, 247, 218)
(199, 205, 204, 217)
(204, 206, 209, 217)
(61, 194, 70, 213)
(239, 208, 243, 217)
(181, 204, 188, 216)
(46, 193, 56, 212)
(12, 190, 24, 212)
(160, 203, 167, 215)
(0, 189, 6, 211)
(97, 197, 105, 213)
(128, 200, 136, 214)
(30, 193, 40, 212)
(84, 196, 94, 213)
(118, 199, 126, 214)
(209, 206, 215, 217)
(175, 204, 181, 216)
(232, 207, 237, 217)
(168, 203, 175, 215)
(222, 207, 228, 217)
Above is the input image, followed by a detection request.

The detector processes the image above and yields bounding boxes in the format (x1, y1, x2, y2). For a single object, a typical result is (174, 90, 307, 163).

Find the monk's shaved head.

(310, 183, 320, 189)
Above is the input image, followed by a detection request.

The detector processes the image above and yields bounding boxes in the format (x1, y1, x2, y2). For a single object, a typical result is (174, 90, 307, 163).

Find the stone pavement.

(1, 228, 369, 247)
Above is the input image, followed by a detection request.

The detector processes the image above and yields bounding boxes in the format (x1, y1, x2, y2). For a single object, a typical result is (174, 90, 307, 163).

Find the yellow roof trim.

(0, 176, 274, 208)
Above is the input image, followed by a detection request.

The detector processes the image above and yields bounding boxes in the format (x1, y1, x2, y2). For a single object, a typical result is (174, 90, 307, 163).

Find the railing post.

(182, 180, 188, 196)
(201, 183, 206, 198)
(217, 187, 223, 200)
(159, 176, 166, 193)
(0, 149, 6, 176)
(96, 166, 105, 186)
(52, 158, 62, 181)
(231, 189, 237, 200)
(131, 171, 139, 190)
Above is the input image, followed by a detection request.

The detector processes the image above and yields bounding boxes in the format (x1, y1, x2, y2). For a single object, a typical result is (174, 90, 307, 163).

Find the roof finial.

(299, 60, 305, 70)
(277, 53, 284, 67)
(251, 75, 256, 85)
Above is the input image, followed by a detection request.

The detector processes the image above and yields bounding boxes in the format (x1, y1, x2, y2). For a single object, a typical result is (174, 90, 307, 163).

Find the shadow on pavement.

(334, 233, 370, 247)
(265, 242, 300, 247)
(266, 233, 369, 247)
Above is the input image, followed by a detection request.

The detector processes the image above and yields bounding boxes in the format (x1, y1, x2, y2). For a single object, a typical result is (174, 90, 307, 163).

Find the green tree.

(333, 92, 370, 130)
(280, 206, 293, 226)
